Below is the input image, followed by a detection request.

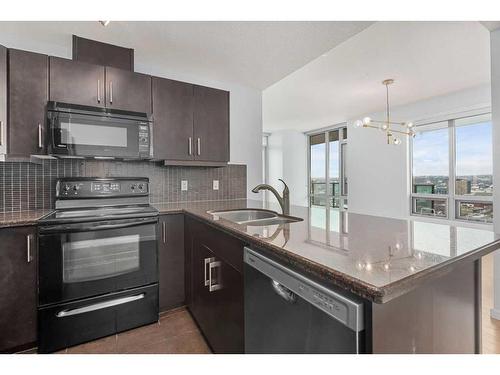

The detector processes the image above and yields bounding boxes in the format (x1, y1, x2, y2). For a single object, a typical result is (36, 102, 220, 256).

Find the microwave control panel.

(57, 178, 149, 198)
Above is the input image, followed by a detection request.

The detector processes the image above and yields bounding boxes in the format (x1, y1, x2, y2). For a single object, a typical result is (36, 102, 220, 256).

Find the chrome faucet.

(252, 179, 290, 215)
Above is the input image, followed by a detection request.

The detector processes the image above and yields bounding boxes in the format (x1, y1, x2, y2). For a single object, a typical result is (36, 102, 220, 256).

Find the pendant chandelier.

(354, 79, 415, 145)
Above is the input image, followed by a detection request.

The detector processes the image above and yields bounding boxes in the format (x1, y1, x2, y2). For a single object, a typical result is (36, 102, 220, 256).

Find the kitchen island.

(154, 199, 500, 354)
(1, 199, 498, 353)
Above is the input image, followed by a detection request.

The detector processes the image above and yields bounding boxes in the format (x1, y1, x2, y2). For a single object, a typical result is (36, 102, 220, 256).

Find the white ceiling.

(263, 21, 492, 132)
(0, 21, 372, 89)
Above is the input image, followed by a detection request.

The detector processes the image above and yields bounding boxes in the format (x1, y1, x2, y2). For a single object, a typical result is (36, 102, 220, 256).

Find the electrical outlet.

(213, 180, 219, 190)
(181, 180, 188, 191)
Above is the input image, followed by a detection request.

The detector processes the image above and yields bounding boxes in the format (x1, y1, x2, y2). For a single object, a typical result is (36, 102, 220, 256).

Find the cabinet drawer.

(38, 284, 158, 353)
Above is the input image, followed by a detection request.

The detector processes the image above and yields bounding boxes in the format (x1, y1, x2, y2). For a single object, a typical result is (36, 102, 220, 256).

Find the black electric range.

(37, 177, 159, 353)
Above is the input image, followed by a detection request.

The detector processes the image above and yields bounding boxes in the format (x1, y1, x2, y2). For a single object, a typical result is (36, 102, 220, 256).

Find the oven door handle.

(39, 218, 158, 234)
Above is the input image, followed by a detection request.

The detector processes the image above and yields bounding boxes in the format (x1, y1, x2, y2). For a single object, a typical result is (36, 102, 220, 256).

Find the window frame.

(306, 123, 348, 212)
(409, 111, 493, 225)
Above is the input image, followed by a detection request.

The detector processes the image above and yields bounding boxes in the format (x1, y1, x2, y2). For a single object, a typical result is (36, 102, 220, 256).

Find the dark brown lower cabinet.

(158, 214, 185, 312)
(0, 226, 37, 353)
(186, 217, 244, 353)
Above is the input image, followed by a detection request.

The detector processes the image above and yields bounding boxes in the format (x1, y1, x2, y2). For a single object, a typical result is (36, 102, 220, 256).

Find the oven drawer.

(38, 283, 158, 353)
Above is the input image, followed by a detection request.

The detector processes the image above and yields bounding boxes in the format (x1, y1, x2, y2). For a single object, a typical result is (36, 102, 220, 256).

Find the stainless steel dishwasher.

(244, 247, 365, 354)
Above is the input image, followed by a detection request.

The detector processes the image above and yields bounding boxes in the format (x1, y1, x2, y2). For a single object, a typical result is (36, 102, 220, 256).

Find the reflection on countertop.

(154, 199, 500, 303)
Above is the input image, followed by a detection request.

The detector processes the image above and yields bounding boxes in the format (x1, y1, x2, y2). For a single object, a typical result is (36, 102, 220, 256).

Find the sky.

(412, 121, 492, 177)
(310, 141, 339, 179)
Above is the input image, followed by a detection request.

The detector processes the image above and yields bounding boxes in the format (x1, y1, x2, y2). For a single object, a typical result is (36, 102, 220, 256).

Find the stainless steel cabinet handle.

(209, 260, 222, 292)
(26, 234, 33, 263)
(162, 221, 166, 244)
(204, 257, 215, 286)
(188, 137, 192, 156)
(56, 293, 145, 318)
(97, 79, 101, 103)
(197, 138, 201, 156)
(0, 120, 4, 146)
(38, 124, 43, 149)
(109, 81, 113, 104)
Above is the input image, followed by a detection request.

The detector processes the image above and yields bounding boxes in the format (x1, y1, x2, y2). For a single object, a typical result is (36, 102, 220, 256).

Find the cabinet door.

(152, 77, 194, 160)
(158, 214, 185, 312)
(8, 49, 48, 156)
(49, 57, 105, 108)
(207, 258, 244, 353)
(105, 67, 151, 114)
(193, 86, 229, 162)
(0, 45, 6, 156)
(190, 238, 217, 348)
(188, 219, 244, 354)
(0, 226, 37, 353)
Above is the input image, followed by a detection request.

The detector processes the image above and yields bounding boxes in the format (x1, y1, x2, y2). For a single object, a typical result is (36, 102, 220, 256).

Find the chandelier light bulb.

(406, 121, 414, 128)
(381, 123, 389, 131)
(362, 117, 371, 125)
(393, 137, 402, 145)
(354, 119, 363, 128)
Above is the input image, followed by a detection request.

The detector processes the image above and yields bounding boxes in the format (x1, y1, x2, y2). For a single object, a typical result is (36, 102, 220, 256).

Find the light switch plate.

(181, 180, 188, 191)
(213, 180, 219, 190)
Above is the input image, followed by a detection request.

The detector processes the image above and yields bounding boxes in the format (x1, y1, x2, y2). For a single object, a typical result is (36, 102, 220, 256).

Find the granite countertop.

(0, 210, 52, 228)
(2, 199, 498, 303)
(154, 199, 500, 303)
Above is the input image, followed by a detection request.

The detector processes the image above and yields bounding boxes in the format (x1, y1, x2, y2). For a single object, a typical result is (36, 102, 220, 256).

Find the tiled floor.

(56, 307, 211, 354)
(482, 253, 500, 354)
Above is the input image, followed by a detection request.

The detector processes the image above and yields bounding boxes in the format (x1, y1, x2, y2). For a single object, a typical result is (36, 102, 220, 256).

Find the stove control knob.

(63, 184, 71, 192)
(138, 183, 144, 190)
(73, 185, 80, 192)
(131, 184, 136, 191)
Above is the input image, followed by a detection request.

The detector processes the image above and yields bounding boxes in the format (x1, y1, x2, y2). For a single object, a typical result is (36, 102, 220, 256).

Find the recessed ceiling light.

(99, 21, 111, 27)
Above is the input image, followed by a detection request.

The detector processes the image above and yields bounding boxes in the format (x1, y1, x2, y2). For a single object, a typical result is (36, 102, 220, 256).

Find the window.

(308, 126, 348, 231)
(410, 113, 492, 223)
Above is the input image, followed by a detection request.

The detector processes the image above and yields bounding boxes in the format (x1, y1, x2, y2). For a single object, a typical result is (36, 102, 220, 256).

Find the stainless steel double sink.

(208, 208, 303, 226)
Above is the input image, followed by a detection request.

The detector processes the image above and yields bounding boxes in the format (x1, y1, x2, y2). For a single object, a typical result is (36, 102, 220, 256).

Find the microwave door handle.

(39, 218, 158, 234)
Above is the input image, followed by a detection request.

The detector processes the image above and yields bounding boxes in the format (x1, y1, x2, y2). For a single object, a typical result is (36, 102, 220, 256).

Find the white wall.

(265, 84, 491, 215)
(0, 30, 263, 196)
(267, 130, 308, 206)
(490, 29, 500, 320)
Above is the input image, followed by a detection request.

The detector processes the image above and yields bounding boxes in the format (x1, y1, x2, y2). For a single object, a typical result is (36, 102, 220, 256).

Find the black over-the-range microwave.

(47, 102, 153, 160)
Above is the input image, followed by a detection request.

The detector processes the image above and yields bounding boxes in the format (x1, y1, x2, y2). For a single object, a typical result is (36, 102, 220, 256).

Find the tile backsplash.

(0, 160, 246, 213)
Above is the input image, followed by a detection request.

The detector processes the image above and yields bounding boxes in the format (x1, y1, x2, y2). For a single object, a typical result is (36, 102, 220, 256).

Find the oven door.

(48, 111, 147, 159)
(38, 217, 158, 306)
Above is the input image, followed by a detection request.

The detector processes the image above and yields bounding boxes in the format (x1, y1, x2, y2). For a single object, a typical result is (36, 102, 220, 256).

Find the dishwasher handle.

(271, 280, 296, 303)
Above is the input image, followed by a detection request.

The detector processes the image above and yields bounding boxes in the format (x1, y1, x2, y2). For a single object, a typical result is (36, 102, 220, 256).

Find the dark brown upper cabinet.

(152, 77, 194, 161)
(0, 226, 37, 353)
(72, 35, 134, 71)
(49, 57, 105, 108)
(49, 57, 151, 114)
(105, 66, 151, 114)
(154, 81, 229, 165)
(193, 86, 229, 163)
(0, 45, 6, 157)
(8, 49, 48, 157)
